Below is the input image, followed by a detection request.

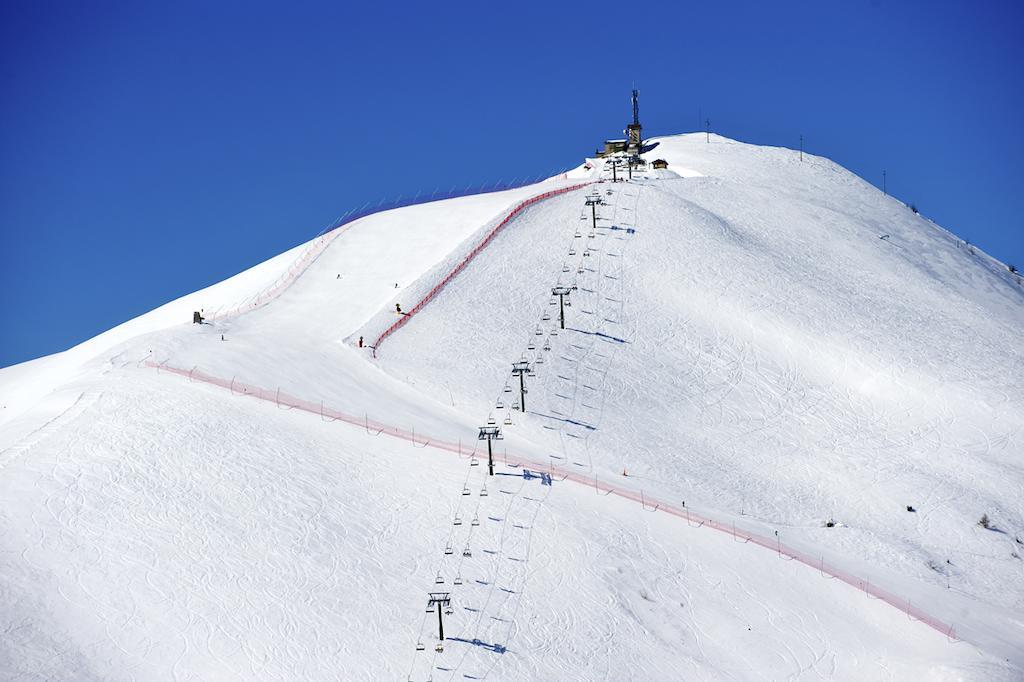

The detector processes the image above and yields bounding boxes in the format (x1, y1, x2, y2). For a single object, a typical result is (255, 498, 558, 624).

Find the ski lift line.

(372, 181, 598, 357)
(149, 365, 960, 641)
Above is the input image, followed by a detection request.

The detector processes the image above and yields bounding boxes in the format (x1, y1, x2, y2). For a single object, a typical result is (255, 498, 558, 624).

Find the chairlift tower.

(478, 425, 502, 476)
(427, 592, 452, 645)
(511, 360, 532, 413)
(585, 193, 602, 230)
(551, 285, 576, 329)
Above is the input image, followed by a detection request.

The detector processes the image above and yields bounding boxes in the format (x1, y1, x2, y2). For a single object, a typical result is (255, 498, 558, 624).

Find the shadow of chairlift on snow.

(533, 411, 597, 431)
(567, 327, 629, 344)
(494, 469, 553, 486)
(448, 637, 508, 655)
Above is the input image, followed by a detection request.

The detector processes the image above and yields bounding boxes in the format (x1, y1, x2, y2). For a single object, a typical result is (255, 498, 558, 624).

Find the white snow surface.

(1, 133, 1022, 681)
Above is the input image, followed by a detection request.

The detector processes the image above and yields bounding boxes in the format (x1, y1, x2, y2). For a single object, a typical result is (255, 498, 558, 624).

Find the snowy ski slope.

(1, 133, 1022, 680)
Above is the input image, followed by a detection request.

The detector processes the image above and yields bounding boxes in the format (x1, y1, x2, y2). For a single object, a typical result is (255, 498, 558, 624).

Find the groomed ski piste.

(1, 133, 1022, 681)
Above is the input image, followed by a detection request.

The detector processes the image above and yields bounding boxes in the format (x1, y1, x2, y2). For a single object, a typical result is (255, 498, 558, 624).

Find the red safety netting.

(371, 181, 596, 356)
(147, 358, 960, 643)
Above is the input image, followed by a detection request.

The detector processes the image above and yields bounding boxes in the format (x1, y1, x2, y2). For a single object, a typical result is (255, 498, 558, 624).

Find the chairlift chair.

(444, 545, 453, 555)
(435, 643, 444, 653)
(471, 516, 480, 527)
(503, 414, 512, 425)
(454, 576, 463, 586)
(562, 265, 570, 272)
(512, 401, 520, 410)
(462, 487, 470, 496)
(454, 516, 463, 526)
(470, 458, 479, 467)
(435, 573, 444, 584)
(416, 642, 425, 651)
(527, 342, 535, 351)
(496, 399, 505, 409)
(504, 384, 512, 393)
(568, 247, 576, 255)
(542, 313, 551, 321)
(480, 487, 489, 497)
(462, 548, 472, 558)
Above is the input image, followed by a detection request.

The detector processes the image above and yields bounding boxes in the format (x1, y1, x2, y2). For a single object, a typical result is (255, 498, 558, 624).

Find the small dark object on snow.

(193, 311, 204, 324)
(396, 303, 402, 314)
(979, 513, 991, 529)
(358, 336, 363, 348)
(220, 334, 224, 341)
(825, 519, 836, 528)
(907, 505, 916, 512)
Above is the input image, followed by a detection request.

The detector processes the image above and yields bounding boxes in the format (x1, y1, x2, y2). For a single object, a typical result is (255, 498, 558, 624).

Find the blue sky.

(1, 0, 1021, 368)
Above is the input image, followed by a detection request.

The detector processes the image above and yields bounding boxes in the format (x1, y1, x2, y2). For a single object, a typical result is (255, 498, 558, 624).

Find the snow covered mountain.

(2, 133, 1022, 681)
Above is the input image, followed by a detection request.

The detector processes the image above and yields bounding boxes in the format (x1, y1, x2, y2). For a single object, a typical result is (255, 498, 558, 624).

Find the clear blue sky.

(2, 0, 1021, 368)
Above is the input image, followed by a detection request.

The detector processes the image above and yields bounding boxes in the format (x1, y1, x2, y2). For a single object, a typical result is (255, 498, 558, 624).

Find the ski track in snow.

(2, 134, 1022, 680)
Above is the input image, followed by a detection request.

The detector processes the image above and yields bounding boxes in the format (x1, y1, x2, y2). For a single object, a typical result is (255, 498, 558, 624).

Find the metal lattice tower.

(632, 88, 640, 126)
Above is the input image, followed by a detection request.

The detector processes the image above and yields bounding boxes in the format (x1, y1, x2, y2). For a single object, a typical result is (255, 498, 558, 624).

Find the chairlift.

(562, 265, 570, 272)
(568, 248, 576, 256)
(471, 515, 480, 527)
(454, 575, 463, 586)
(444, 545, 453, 555)
(487, 415, 496, 425)
(577, 267, 585, 274)
(543, 342, 552, 351)
(454, 515, 463, 526)
(416, 642, 425, 651)
(535, 328, 543, 336)
(512, 401, 520, 410)
(503, 414, 512, 425)
(542, 313, 551, 321)
(435, 643, 444, 653)
(435, 573, 444, 584)
(535, 356, 544, 365)
(462, 548, 472, 557)
(445, 607, 454, 616)
(550, 329, 559, 336)
(496, 399, 505, 409)
(480, 487, 489, 497)
(588, 232, 596, 239)
(574, 231, 582, 238)
(470, 458, 479, 467)
(527, 342, 535, 351)
(462, 487, 470, 496)
(504, 384, 512, 393)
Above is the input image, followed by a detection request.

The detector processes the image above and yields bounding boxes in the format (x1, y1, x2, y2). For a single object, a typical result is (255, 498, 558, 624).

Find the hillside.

(1, 133, 1022, 680)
